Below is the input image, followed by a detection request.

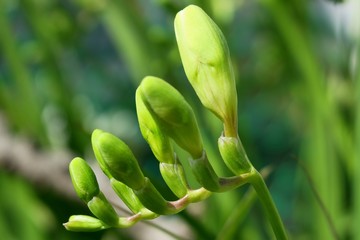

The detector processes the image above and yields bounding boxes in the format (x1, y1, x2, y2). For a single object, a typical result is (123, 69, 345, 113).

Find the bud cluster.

(64, 5, 255, 232)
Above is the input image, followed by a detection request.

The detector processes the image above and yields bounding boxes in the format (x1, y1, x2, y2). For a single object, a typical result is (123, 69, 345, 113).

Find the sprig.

(64, 5, 287, 239)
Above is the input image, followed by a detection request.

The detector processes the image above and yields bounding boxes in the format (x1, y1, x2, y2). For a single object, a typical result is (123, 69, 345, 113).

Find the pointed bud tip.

(92, 129, 104, 141)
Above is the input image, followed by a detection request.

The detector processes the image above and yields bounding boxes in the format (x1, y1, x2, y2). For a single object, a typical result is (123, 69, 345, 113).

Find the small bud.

(136, 88, 175, 163)
(87, 192, 119, 227)
(160, 157, 189, 198)
(63, 215, 106, 232)
(91, 130, 112, 179)
(69, 157, 100, 203)
(218, 136, 253, 175)
(175, 5, 238, 137)
(92, 129, 146, 190)
(110, 178, 157, 219)
(137, 76, 203, 158)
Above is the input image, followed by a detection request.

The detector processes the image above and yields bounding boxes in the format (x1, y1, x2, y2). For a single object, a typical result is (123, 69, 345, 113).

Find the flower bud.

(63, 215, 106, 232)
(69, 157, 100, 203)
(137, 76, 203, 158)
(160, 158, 189, 198)
(175, 5, 238, 137)
(87, 192, 119, 227)
(136, 88, 175, 163)
(110, 178, 157, 219)
(218, 136, 253, 175)
(92, 129, 146, 190)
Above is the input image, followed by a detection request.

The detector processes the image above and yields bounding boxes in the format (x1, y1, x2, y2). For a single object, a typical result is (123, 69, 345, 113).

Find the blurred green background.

(0, 0, 359, 239)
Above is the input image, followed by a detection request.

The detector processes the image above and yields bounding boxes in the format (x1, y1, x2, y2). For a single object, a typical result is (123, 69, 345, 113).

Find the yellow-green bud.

(63, 215, 106, 232)
(91, 131, 112, 179)
(160, 158, 189, 198)
(137, 76, 203, 158)
(136, 88, 175, 163)
(69, 157, 100, 203)
(87, 192, 119, 227)
(175, 5, 238, 137)
(92, 129, 146, 190)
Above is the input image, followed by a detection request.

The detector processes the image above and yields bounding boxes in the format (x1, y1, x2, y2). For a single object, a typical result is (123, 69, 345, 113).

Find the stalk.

(249, 170, 287, 240)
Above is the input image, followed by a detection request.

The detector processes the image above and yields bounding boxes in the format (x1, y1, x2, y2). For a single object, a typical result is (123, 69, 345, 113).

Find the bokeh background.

(0, 0, 359, 239)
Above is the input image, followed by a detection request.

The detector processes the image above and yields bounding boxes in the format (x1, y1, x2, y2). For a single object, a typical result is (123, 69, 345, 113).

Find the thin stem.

(217, 165, 274, 240)
(249, 170, 287, 240)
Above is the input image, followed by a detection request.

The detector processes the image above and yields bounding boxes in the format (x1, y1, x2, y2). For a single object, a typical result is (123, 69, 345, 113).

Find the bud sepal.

(218, 135, 253, 175)
(160, 156, 189, 198)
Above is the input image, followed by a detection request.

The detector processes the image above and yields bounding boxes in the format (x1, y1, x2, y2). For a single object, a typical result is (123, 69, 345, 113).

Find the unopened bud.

(69, 157, 100, 203)
(160, 157, 189, 198)
(92, 129, 146, 190)
(136, 87, 175, 163)
(175, 5, 238, 137)
(137, 76, 203, 158)
(63, 215, 106, 232)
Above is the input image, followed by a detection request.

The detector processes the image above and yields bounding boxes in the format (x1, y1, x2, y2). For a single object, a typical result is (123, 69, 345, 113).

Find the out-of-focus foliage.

(0, 0, 359, 239)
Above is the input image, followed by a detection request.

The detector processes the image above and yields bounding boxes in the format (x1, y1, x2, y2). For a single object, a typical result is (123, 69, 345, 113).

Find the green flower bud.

(136, 88, 175, 163)
(110, 178, 157, 219)
(175, 5, 238, 137)
(218, 136, 253, 175)
(160, 157, 189, 198)
(63, 215, 107, 232)
(91, 131, 112, 179)
(92, 129, 146, 190)
(69, 157, 100, 203)
(137, 76, 203, 158)
(87, 192, 119, 227)
(134, 177, 176, 215)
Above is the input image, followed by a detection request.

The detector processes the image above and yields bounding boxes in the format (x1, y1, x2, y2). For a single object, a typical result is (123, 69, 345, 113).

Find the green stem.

(217, 165, 274, 240)
(249, 170, 287, 240)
